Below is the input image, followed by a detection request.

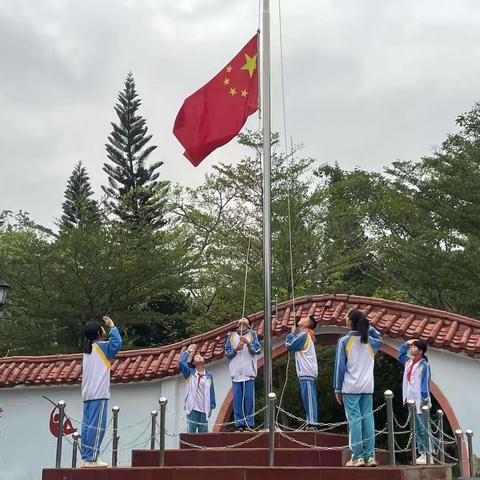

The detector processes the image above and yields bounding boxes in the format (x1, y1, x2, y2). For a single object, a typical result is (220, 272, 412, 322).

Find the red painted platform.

(42, 465, 452, 480)
(42, 432, 452, 480)
(178, 430, 348, 448)
(132, 447, 388, 467)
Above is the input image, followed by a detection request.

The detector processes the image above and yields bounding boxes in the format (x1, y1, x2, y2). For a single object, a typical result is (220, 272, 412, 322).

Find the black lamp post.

(0, 279, 11, 316)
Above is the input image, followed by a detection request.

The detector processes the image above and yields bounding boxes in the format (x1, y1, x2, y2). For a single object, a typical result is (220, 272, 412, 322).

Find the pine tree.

(102, 72, 167, 229)
(60, 161, 100, 230)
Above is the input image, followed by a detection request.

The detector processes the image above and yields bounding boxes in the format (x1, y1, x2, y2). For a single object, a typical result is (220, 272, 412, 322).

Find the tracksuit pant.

(299, 377, 318, 426)
(343, 393, 375, 460)
(232, 379, 255, 428)
(187, 410, 208, 433)
(81, 399, 108, 462)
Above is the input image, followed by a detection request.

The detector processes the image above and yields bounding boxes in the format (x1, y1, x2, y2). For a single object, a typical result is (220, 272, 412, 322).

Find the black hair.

(306, 316, 317, 330)
(348, 310, 369, 344)
(240, 317, 251, 327)
(413, 340, 429, 362)
(84, 322, 102, 354)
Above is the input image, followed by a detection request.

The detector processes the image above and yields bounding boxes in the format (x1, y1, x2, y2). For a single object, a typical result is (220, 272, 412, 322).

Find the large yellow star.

(241, 53, 257, 78)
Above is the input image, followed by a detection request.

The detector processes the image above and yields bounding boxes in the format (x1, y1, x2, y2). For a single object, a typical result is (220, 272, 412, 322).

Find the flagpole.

(261, 0, 273, 407)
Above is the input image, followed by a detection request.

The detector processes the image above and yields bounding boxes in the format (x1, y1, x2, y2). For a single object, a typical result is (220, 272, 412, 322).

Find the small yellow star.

(241, 53, 257, 78)
(223, 78, 230, 86)
(226, 65, 232, 73)
(229, 87, 237, 96)
(241, 89, 248, 97)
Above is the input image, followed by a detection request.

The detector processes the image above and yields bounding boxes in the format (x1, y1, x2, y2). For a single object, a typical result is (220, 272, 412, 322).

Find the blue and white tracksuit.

(225, 328, 262, 428)
(398, 343, 432, 455)
(179, 351, 216, 433)
(333, 327, 382, 460)
(285, 329, 318, 426)
(81, 327, 122, 462)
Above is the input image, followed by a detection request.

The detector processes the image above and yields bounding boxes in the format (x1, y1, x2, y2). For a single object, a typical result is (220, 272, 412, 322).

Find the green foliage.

(59, 161, 100, 231)
(103, 72, 167, 230)
(0, 214, 191, 355)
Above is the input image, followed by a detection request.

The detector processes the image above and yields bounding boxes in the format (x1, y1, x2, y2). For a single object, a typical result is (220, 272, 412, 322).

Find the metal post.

(455, 429, 464, 477)
(262, 0, 273, 422)
(159, 397, 167, 467)
(384, 390, 395, 466)
(71, 432, 80, 468)
(268, 392, 276, 467)
(421, 406, 432, 465)
(112, 406, 120, 468)
(150, 410, 158, 449)
(466, 429, 474, 477)
(407, 400, 417, 465)
(55, 400, 66, 468)
(437, 409, 445, 464)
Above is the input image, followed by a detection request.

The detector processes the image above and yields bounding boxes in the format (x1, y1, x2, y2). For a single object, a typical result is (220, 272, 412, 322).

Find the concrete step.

(179, 431, 348, 449)
(42, 465, 452, 480)
(132, 447, 389, 467)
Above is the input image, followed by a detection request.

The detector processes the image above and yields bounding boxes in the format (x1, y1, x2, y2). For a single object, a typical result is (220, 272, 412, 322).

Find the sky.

(2, 0, 480, 227)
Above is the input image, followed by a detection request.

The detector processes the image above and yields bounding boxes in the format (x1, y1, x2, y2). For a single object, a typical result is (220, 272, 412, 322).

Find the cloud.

(1, 0, 480, 227)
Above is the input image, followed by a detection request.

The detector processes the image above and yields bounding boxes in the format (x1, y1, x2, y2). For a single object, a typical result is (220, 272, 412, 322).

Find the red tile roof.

(1, 294, 480, 388)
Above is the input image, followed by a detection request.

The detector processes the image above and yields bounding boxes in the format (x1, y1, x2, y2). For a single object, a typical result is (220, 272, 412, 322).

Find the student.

(80, 316, 122, 468)
(398, 339, 432, 465)
(285, 316, 319, 430)
(179, 344, 216, 433)
(224, 317, 262, 431)
(333, 310, 383, 467)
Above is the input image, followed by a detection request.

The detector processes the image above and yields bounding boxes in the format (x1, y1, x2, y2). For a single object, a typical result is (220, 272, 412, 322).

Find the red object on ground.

(173, 34, 259, 166)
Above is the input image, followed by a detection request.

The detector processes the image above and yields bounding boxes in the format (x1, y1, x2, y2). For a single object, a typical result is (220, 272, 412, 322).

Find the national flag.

(173, 34, 259, 166)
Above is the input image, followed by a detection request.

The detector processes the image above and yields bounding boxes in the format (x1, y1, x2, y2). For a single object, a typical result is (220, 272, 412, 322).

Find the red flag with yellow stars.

(173, 34, 259, 166)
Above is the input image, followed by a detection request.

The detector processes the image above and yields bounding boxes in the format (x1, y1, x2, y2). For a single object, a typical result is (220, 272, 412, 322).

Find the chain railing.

(52, 395, 476, 475)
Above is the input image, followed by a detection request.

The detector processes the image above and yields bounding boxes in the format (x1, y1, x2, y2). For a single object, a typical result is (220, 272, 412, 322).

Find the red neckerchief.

(407, 356, 422, 383)
(197, 371, 205, 387)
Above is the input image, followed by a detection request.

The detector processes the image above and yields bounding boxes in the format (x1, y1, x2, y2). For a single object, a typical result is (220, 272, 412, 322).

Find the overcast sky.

(2, 0, 480, 227)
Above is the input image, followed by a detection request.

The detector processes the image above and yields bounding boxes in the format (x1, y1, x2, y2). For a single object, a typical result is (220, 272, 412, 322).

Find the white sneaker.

(80, 459, 109, 468)
(346, 458, 366, 467)
(365, 457, 378, 467)
(416, 454, 427, 465)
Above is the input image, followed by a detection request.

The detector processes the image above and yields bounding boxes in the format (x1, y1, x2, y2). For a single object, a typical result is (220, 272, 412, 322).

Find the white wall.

(0, 356, 232, 480)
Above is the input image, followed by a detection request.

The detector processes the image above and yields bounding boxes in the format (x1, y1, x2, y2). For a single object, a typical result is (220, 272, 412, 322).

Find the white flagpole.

(262, 0, 273, 404)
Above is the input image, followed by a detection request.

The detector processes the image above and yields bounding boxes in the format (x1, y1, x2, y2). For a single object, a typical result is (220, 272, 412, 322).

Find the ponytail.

(84, 322, 102, 354)
(348, 310, 370, 344)
(84, 340, 93, 354)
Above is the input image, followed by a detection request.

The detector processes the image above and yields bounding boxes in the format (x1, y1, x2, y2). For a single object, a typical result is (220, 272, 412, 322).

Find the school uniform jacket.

(398, 342, 431, 414)
(82, 327, 122, 402)
(285, 328, 318, 379)
(333, 327, 383, 394)
(224, 328, 262, 382)
(179, 351, 216, 417)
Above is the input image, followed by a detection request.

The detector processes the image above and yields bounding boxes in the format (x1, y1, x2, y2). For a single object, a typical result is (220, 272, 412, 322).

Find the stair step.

(179, 431, 348, 449)
(133, 447, 389, 467)
(42, 465, 452, 480)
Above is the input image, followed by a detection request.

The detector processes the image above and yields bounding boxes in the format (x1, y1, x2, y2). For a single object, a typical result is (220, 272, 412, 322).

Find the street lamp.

(0, 279, 11, 315)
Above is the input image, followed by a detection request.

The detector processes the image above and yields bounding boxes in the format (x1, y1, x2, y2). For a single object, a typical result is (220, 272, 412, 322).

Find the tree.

(59, 161, 100, 230)
(365, 102, 480, 315)
(314, 163, 380, 296)
(103, 72, 167, 230)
